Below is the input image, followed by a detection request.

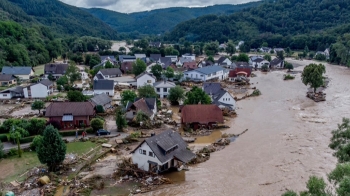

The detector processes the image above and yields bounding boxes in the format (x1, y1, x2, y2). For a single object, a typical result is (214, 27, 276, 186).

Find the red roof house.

(120, 62, 134, 74)
(229, 66, 252, 78)
(45, 102, 95, 129)
(183, 62, 198, 70)
(181, 104, 223, 130)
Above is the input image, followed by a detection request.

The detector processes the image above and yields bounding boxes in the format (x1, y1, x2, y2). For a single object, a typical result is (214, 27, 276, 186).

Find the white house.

(154, 81, 176, 98)
(44, 63, 69, 79)
(203, 82, 236, 111)
(251, 58, 270, 69)
(183, 66, 228, 82)
(131, 130, 195, 173)
(182, 53, 196, 61)
(93, 68, 122, 80)
(176, 57, 193, 66)
(270, 58, 284, 69)
(0, 86, 24, 99)
(274, 48, 285, 53)
(259, 47, 272, 53)
(23, 79, 53, 98)
(125, 98, 157, 121)
(249, 56, 264, 65)
(2, 66, 35, 80)
(135, 54, 147, 59)
(165, 55, 178, 63)
(215, 56, 232, 66)
(93, 80, 114, 96)
(136, 72, 156, 88)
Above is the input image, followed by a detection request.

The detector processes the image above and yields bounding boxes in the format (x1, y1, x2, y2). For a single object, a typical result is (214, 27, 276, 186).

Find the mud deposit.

(146, 62, 349, 196)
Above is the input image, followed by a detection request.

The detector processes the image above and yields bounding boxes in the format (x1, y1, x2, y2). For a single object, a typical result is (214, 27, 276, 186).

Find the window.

(147, 80, 152, 83)
(2, 94, 7, 97)
(149, 151, 154, 157)
(163, 88, 167, 92)
(142, 150, 146, 155)
(157, 88, 160, 92)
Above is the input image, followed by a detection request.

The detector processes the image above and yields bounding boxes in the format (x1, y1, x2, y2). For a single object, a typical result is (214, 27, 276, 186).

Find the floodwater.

(146, 61, 350, 196)
(194, 131, 222, 144)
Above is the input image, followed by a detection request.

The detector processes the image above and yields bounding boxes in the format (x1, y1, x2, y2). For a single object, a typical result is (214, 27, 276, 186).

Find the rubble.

(306, 91, 326, 102)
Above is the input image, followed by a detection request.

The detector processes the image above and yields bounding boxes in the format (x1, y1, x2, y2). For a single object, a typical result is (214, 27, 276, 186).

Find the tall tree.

(301, 63, 326, 93)
(163, 67, 174, 79)
(67, 91, 87, 102)
(10, 127, 29, 157)
(121, 90, 137, 106)
(236, 53, 249, 62)
(132, 59, 147, 76)
(150, 64, 163, 80)
(65, 64, 81, 84)
(31, 100, 45, 114)
(226, 42, 236, 56)
(263, 54, 271, 61)
(184, 86, 211, 105)
(115, 107, 127, 132)
(138, 85, 157, 98)
(37, 125, 66, 171)
(168, 86, 185, 105)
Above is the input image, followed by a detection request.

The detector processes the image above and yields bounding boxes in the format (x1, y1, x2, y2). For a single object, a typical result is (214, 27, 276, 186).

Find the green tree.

(281, 191, 298, 196)
(316, 54, 327, 61)
(263, 54, 271, 61)
(91, 118, 104, 131)
(301, 63, 326, 93)
(174, 72, 184, 81)
(236, 53, 249, 62)
(138, 85, 157, 98)
(30, 135, 43, 151)
(329, 118, 350, 163)
(105, 61, 114, 68)
(119, 46, 126, 54)
(37, 125, 66, 171)
(31, 100, 45, 114)
(302, 176, 328, 196)
(204, 41, 219, 56)
(285, 62, 294, 71)
(277, 51, 285, 60)
(168, 86, 185, 105)
(132, 59, 147, 76)
(10, 127, 29, 157)
(151, 64, 163, 80)
(96, 105, 104, 113)
(0, 141, 4, 158)
(184, 86, 211, 105)
(136, 111, 150, 124)
(226, 42, 236, 55)
(261, 65, 269, 72)
(57, 75, 68, 87)
(67, 91, 87, 102)
(328, 163, 350, 185)
(65, 64, 81, 84)
(121, 90, 137, 106)
(309, 51, 315, 59)
(164, 67, 174, 78)
(337, 176, 350, 196)
(207, 56, 215, 63)
(48, 73, 54, 81)
(115, 107, 127, 132)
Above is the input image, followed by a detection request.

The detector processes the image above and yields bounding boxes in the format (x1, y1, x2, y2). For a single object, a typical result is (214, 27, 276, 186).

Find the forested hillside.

(86, 2, 262, 35)
(165, 0, 350, 50)
(0, 0, 118, 39)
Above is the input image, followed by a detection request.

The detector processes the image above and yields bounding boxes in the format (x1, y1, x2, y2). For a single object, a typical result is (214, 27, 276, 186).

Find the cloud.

(59, 0, 258, 13)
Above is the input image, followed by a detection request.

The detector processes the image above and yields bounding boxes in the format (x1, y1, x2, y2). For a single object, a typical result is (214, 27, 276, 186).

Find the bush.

(0, 134, 8, 142)
(0, 126, 7, 134)
(284, 74, 295, 80)
(7, 148, 21, 157)
(30, 135, 43, 151)
(91, 118, 104, 131)
(46, 120, 61, 130)
(85, 127, 94, 134)
(20, 136, 36, 144)
(0, 141, 4, 158)
(96, 105, 105, 113)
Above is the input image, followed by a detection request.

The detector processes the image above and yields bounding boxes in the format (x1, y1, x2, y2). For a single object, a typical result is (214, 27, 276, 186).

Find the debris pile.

(306, 91, 326, 102)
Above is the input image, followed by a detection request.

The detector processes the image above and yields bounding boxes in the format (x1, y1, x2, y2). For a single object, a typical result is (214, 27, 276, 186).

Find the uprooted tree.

(301, 63, 326, 93)
(37, 125, 66, 171)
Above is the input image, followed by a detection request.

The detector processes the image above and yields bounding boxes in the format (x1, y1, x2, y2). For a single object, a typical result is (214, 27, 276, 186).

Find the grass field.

(33, 64, 45, 75)
(0, 141, 97, 182)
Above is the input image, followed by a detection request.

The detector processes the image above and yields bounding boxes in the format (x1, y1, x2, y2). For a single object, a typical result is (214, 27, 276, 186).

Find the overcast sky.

(59, 0, 258, 13)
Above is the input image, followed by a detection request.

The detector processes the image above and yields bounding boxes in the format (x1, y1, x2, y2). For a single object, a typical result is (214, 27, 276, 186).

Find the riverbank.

(146, 61, 347, 196)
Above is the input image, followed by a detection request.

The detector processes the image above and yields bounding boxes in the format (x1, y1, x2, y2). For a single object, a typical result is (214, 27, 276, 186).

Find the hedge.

(20, 136, 36, 144)
(59, 130, 85, 137)
(0, 134, 8, 142)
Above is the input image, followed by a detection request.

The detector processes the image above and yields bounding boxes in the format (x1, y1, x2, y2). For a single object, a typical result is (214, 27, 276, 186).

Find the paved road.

(3, 132, 129, 153)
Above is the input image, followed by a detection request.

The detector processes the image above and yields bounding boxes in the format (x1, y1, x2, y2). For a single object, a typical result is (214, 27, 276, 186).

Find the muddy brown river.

(146, 61, 350, 196)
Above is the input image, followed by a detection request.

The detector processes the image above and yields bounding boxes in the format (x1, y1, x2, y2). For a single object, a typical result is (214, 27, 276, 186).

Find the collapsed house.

(131, 130, 196, 173)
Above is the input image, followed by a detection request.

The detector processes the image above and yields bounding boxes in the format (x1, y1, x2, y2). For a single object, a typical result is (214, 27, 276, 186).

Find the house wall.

(222, 58, 232, 65)
(49, 116, 91, 129)
(44, 74, 63, 79)
(93, 89, 114, 97)
(16, 74, 30, 80)
(154, 85, 174, 98)
(217, 92, 236, 110)
(182, 55, 195, 61)
(253, 60, 270, 69)
(24, 83, 48, 98)
(137, 75, 155, 88)
(132, 142, 163, 171)
(184, 70, 205, 81)
(0, 92, 13, 99)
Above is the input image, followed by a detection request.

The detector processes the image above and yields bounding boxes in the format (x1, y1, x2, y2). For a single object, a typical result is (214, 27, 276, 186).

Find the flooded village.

(0, 44, 345, 196)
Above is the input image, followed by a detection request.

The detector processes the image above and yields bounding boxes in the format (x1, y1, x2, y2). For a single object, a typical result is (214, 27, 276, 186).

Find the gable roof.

(181, 104, 223, 124)
(40, 79, 53, 86)
(132, 98, 154, 116)
(203, 82, 222, 95)
(2, 66, 34, 75)
(100, 56, 116, 62)
(135, 72, 156, 80)
(187, 66, 224, 75)
(119, 55, 136, 62)
(178, 57, 194, 64)
(270, 58, 283, 66)
(93, 80, 114, 90)
(90, 93, 112, 106)
(252, 58, 266, 63)
(229, 66, 252, 77)
(153, 81, 176, 88)
(45, 102, 95, 117)
(217, 56, 228, 64)
(132, 130, 195, 163)
(120, 62, 133, 72)
(44, 63, 69, 75)
(150, 54, 161, 61)
(0, 86, 23, 93)
(0, 74, 16, 81)
(159, 57, 172, 69)
(134, 97, 156, 110)
(99, 68, 122, 76)
(183, 62, 197, 69)
(95, 73, 104, 80)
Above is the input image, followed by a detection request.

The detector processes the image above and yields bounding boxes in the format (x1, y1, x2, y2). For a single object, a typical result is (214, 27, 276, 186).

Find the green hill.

(0, 0, 118, 39)
(86, 2, 262, 35)
(165, 0, 350, 50)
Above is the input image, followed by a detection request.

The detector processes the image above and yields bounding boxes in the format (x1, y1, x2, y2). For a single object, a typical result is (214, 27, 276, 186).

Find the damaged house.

(125, 98, 157, 121)
(203, 82, 236, 111)
(131, 130, 196, 173)
(181, 104, 224, 130)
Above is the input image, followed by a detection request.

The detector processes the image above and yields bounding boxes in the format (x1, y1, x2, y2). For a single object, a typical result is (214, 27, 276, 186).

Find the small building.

(119, 55, 136, 63)
(149, 42, 162, 48)
(259, 47, 271, 53)
(136, 72, 156, 88)
(90, 93, 112, 110)
(183, 66, 228, 82)
(120, 62, 134, 74)
(2, 66, 35, 80)
(23, 79, 54, 98)
(228, 66, 252, 80)
(131, 130, 195, 173)
(203, 82, 236, 111)
(215, 56, 232, 66)
(0, 75, 17, 86)
(183, 62, 198, 70)
(0, 86, 24, 99)
(100, 56, 117, 64)
(93, 80, 114, 96)
(182, 53, 196, 61)
(158, 57, 172, 69)
(181, 104, 224, 130)
(44, 63, 69, 79)
(125, 98, 157, 121)
(45, 102, 95, 129)
(93, 68, 122, 80)
(150, 54, 161, 62)
(165, 55, 178, 63)
(251, 58, 270, 69)
(154, 81, 176, 98)
(176, 57, 194, 66)
(270, 58, 284, 69)
(135, 54, 147, 59)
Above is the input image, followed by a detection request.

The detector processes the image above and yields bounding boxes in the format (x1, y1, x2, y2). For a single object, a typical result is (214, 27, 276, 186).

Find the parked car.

(96, 129, 111, 136)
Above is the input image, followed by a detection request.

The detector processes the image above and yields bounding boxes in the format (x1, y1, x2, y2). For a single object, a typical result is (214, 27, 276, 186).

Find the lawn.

(0, 141, 97, 182)
(33, 64, 45, 75)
